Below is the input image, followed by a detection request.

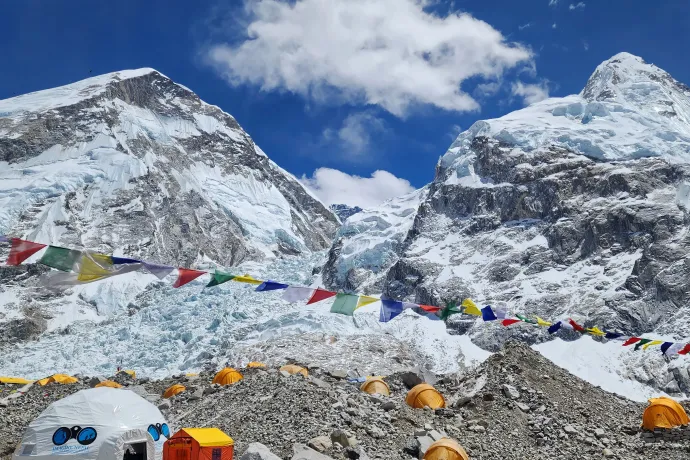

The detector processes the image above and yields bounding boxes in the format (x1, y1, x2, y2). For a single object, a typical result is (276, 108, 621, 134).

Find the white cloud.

(552, 23, 558, 29)
(474, 81, 502, 98)
(583, 40, 589, 51)
(518, 22, 533, 31)
(569, 2, 585, 10)
(301, 168, 415, 208)
(322, 112, 385, 158)
(548, 0, 559, 5)
(511, 81, 550, 106)
(206, 0, 533, 117)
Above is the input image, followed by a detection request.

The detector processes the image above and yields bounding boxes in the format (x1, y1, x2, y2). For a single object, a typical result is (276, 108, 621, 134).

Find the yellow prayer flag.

(356, 296, 379, 309)
(642, 340, 664, 350)
(77, 253, 113, 281)
(232, 274, 263, 285)
(586, 326, 606, 337)
(536, 317, 552, 327)
(462, 298, 482, 316)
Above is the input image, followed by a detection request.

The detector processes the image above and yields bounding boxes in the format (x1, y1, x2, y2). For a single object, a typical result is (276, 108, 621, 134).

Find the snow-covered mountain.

(324, 53, 690, 394)
(329, 204, 363, 222)
(0, 69, 338, 337)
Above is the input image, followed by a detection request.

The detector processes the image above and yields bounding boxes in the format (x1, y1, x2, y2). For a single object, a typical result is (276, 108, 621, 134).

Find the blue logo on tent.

(161, 423, 170, 438)
(52, 427, 71, 446)
(148, 425, 160, 441)
(77, 427, 97, 445)
(52, 426, 97, 446)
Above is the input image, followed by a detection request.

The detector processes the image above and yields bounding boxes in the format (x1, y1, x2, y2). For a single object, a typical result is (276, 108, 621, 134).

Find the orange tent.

(360, 377, 390, 396)
(163, 428, 234, 460)
(212, 368, 243, 386)
(424, 438, 469, 460)
(642, 397, 689, 430)
(94, 380, 123, 389)
(36, 374, 78, 386)
(406, 384, 445, 409)
(164, 384, 187, 399)
(280, 365, 308, 377)
(247, 362, 267, 369)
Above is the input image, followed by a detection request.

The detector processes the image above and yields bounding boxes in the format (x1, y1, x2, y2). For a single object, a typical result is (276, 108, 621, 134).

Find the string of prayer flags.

(356, 296, 379, 309)
(173, 268, 206, 288)
(206, 271, 235, 288)
(330, 294, 359, 316)
(380, 298, 404, 322)
(7, 238, 47, 266)
(306, 288, 337, 305)
(281, 286, 314, 302)
(255, 280, 289, 291)
(143, 262, 175, 280)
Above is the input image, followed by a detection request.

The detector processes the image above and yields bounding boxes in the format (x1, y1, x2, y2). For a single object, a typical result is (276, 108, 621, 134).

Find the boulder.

(415, 436, 434, 459)
(88, 376, 107, 388)
(331, 429, 357, 447)
(292, 444, 335, 460)
(307, 436, 332, 453)
(502, 384, 520, 400)
(241, 443, 282, 460)
(400, 370, 424, 389)
(327, 370, 348, 379)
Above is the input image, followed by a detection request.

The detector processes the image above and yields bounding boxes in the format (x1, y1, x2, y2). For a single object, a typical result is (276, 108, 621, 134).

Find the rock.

(603, 448, 615, 458)
(515, 402, 531, 413)
(401, 371, 424, 389)
(469, 425, 486, 433)
(402, 438, 419, 457)
(482, 393, 495, 401)
(380, 401, 396, 411)
(327, 370, 348, 379)
(88, 376, 107, 388)
(345, 446, 371, 460)
(307, 436, 332, 453)
(292, 444, 334, 460)
(564, 425, 578, 435)
(241, 442, 282, 460)
(309, 377, 330, 389)
(428, 430, 445, 441)
(415, 436, 435, 459)
(203, 386, 218, 396)
(330, 429, 357, 448)
(188, 388, 204, 401)
(366, 426, 385, 439)
(502, 384, 520, 400)
(157, 400, 171, 410)
(453, 396, 472, 408)
(280, 371, 292, 378)
(594, 428, 607, 439)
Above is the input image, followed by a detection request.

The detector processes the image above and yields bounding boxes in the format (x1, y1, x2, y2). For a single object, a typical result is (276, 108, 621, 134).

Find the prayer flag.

(586, 326, 606, 337)
(143, 262, 175, 280)
(502, 319, 521, 326)
(665, 343, 685, 355)
(380, 298, 404, 322)
(307, 288, 337, 305)
(255, 280, 289, 291)
(568, 319, 585, 333)
(481, 306, 498, 321)
(547, 321, 562, 334)
(462, 299, 482, 316)
(39, 246, 81, 272)
(6, 238, 47, 265)
(281, 286, 314, 303)
(440, 301, 462, 321)
(604, 331, 623, 340)
(356, 296, 379, 309)
(0, 235, 8, 243)
(330, 293, 359, 316)
(634, 339, 653, 351)
(206, 271, 235, 288)
(111, 257, 141, 265)
(536, 317, 552, 327)
(677, 344, 690, 355)
(516, 314, 536, 324)
(77, 253, 114, 281)
(642, 340, 664, 350)
(173, 268, 206, 288)
(622, 337, 642, 347)
(493, 306, 507, 319)
(660, 342, 674, 354)
(233, 274, 263, 285)
(418, 304, 441, 313)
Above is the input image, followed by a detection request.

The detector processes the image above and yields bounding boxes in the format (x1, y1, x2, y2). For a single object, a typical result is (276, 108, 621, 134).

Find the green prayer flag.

(330, 293, 359, 316)
(516, 314, 537, 324)
(440, 300, 462, 321)
(206, 271, 235, 288)
(39, 246, 82, 272)
(634, 338, 653, 351)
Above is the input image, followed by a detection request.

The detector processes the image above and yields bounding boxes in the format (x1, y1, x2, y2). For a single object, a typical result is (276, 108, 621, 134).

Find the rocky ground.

(2, 342, 690, 459)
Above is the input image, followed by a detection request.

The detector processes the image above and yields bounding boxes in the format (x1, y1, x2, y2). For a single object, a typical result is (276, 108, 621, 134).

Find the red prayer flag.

(568, 319, 585, 333)
(622, 337, 642, 347)
(677, 344, 690, 355)
(306, 288, 337, 305)
(419, 304, 441, 313)
(502, 319, 521, 326)
(173, 268, 206, 288)
(7, 238, 47, 266)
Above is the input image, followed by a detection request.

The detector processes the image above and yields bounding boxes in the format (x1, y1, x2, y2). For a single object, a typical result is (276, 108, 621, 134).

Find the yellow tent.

(642, 397, 690, 430)
(164, 384, 187, 399)
(280, 364, 308, 377)
(119, 369, 136, 379)
(360, 377, 390, 396)
(406, 384, 445, 409)
(186, 373, 199, 377)
(36, 374, 79, 386)
(212, 368, 243, 386)
(0, 377, 34, 385)
(424, 438, 469, 460)
(94, 380, 122, 389)
(247, 362, 267, 369)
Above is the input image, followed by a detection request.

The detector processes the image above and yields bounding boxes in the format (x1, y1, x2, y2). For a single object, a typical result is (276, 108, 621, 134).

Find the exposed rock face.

(322, 53, 690, 392)
(0, 68, 338, 330)
(329, 204, 363, 223)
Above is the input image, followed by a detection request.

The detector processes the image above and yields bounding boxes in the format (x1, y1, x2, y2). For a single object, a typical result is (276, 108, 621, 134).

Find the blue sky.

(2, 0, 689, 207)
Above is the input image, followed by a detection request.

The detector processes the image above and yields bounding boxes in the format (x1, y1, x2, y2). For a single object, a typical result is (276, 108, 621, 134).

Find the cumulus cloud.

(322, 112, 386, 158)
(511, 81, 550, 105)
(206, 0, 533, 117)
(569, 2, 585, 10)
(301, 168, 415, 208)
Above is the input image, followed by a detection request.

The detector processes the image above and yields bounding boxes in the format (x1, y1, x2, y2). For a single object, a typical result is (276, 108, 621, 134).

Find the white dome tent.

(13, 388, 170, 460)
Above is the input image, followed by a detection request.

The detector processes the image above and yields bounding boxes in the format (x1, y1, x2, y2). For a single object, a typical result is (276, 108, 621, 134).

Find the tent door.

(123, 442, 148, 460)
